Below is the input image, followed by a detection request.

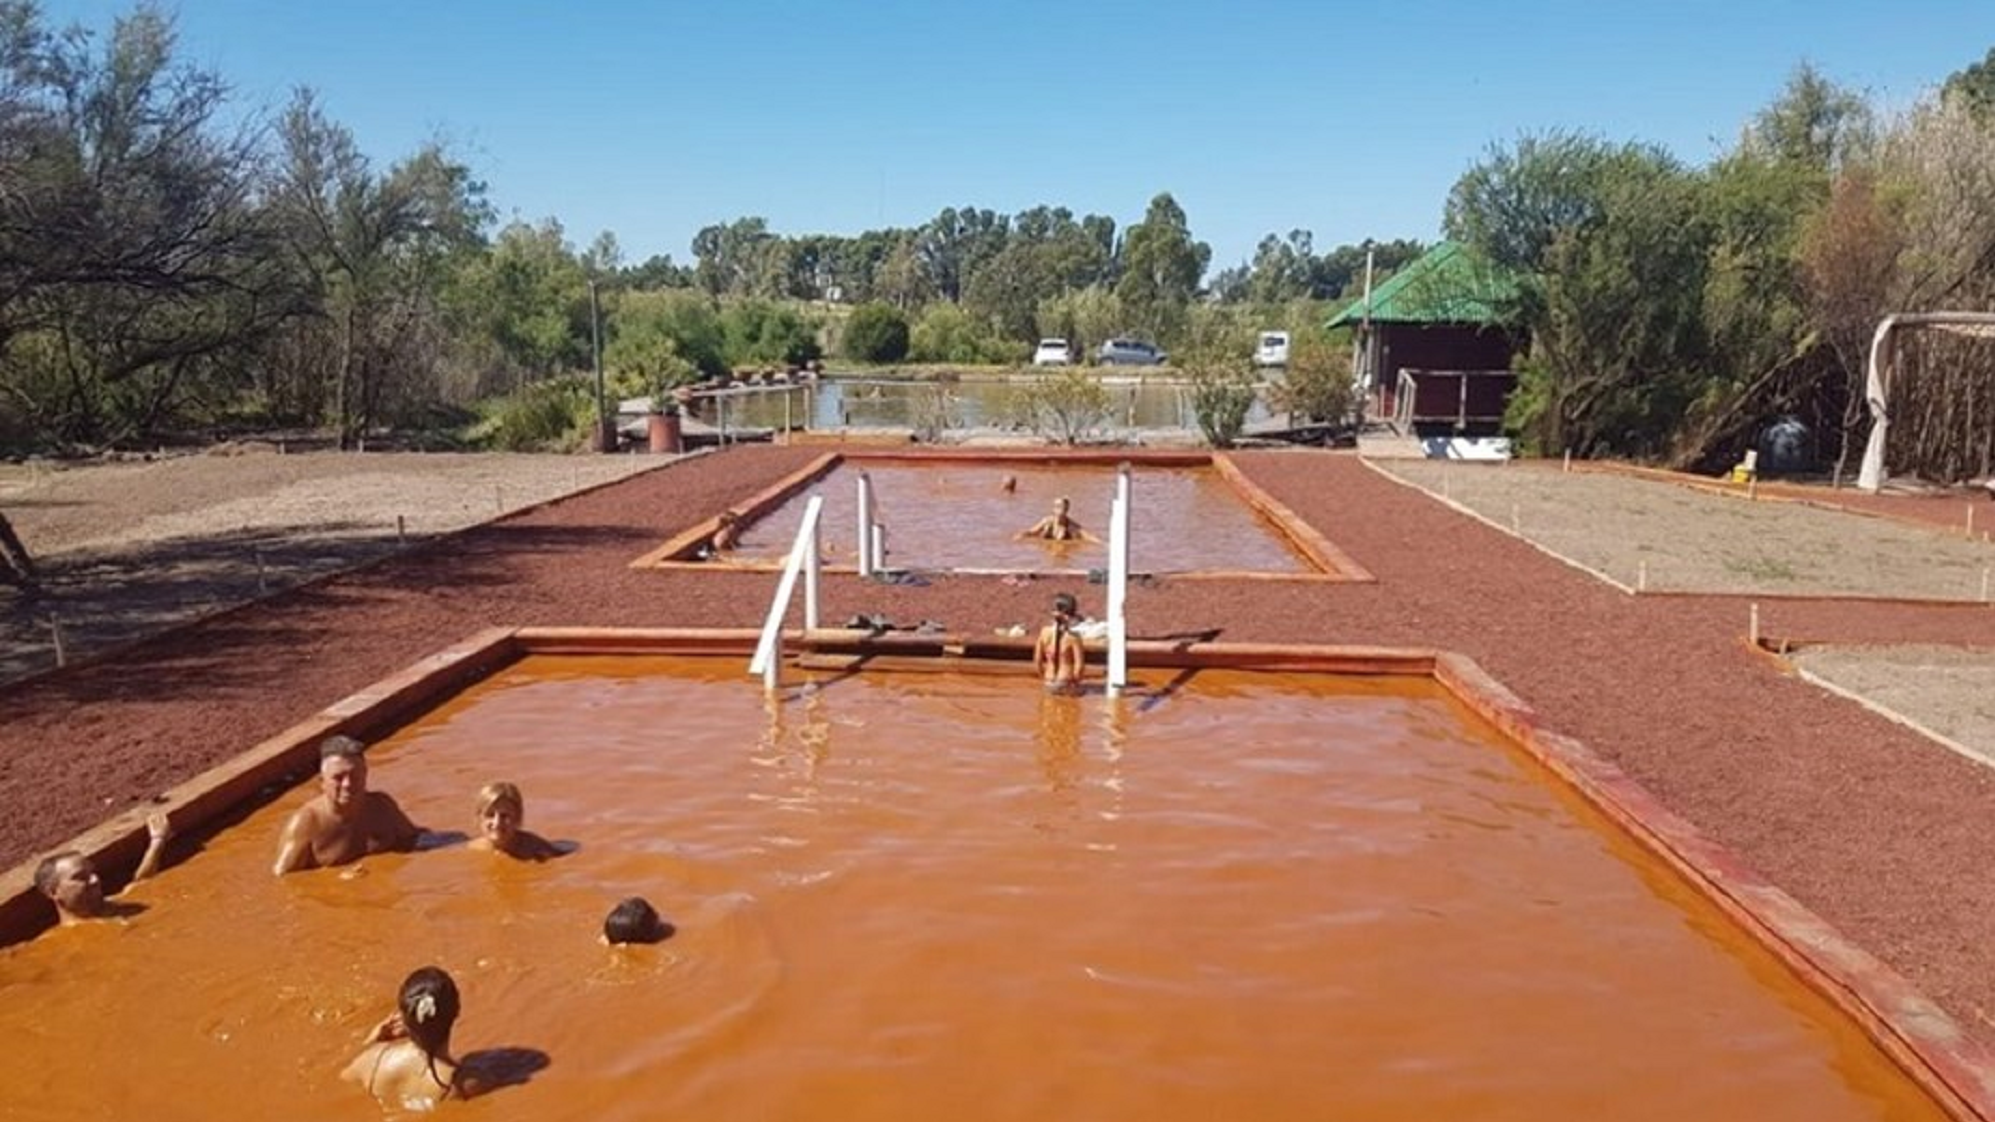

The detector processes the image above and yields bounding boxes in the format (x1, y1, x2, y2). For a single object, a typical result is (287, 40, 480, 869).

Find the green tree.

(1247, 230, 1315, 305)
(719, 299, 820, 367)
(841, 302, 910, 362)
(1942, 46, 1995, 118)
(0, 4, 294, 447)
(605, 290, 714, 396)
(691, 217, 773, 296)
(1036, 286, 1124, 357)
(448, 218, 590, 382)
(916, 206, 1009, 303)
(1741, 63, 1873, 173)
(606, 289, 726, 379)
(1448, 133, 1710, 455)
(908, 303, 1017, 364)
(272, 88, 488, 446)
(1114, 193, 1210, 345)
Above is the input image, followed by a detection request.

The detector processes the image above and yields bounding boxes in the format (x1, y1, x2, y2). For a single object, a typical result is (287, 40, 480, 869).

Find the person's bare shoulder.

(273, 802, 326, 875)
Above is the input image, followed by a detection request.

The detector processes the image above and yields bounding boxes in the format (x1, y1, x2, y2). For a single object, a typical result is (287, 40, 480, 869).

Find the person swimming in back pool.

(1018, 496, 1094, 543)
(710, 511, 743, 552)
(1032, 592, 1088, 693)
(466, 782, 561, 861)
(34, 812, 172, 925)
(273, 736, 423, 876)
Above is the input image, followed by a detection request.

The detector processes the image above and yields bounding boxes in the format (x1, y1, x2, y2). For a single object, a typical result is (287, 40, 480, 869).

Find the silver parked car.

(1097, 338, 1167, 366)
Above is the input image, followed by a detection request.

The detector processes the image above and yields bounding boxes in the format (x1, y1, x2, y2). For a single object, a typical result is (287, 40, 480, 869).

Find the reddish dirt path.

(8, 446, 1995, 1041)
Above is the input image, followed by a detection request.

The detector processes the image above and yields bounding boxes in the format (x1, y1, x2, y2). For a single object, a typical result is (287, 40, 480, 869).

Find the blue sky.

(45, 1, 1995, 272)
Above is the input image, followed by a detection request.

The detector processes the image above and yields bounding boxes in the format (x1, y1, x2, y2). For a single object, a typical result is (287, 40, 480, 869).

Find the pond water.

(699, 376, 1279, 434)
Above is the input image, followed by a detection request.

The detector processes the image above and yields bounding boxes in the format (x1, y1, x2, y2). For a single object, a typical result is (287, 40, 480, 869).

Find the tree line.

(1443, 52, 1995, 479)
(0, 4, 1411, 454)
(8, 3, 1992, 476)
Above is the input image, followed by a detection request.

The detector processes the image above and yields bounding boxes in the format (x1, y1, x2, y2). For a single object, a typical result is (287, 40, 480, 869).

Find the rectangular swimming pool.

(725, 459, 1319, 575)
(0, 653, 1955, 1120)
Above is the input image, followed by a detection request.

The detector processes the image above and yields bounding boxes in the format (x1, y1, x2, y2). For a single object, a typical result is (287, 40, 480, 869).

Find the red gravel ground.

(7, 445, 1995, 1042)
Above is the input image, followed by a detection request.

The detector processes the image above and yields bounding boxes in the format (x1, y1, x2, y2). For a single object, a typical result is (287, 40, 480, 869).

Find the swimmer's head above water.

(319, 735, 370, 814)
(33, 851, 105, 919)
(475, 782, 524, 850)
(1051, 592, 1079, 622)
(603, 897, 674, 945)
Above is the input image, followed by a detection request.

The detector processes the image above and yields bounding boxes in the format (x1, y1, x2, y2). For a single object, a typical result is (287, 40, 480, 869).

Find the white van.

(1253, 330, 1290, 368)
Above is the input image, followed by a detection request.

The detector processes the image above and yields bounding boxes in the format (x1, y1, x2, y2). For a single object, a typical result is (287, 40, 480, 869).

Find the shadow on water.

(459, 1046, 551, 1093)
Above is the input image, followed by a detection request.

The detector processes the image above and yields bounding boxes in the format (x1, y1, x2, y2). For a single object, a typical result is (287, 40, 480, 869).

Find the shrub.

(841, 302, 911, 363)
(908, 383, 961, 442)
(907, 304, 1021, 365)
(1266, 328, 1354, 425)
(1016, 368, 1110, 445)
(608, 290, 728, 379)
(1174, 316, 1259, 448)
(720, 300, 821, 367)
(466, 377, 596, 451)
(1189, 368, 1258, 448)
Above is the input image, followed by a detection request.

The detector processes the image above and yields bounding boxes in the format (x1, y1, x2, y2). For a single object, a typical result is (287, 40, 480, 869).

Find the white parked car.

(1032, 338, 1074, 366)
(1253, 330, 1291, 368)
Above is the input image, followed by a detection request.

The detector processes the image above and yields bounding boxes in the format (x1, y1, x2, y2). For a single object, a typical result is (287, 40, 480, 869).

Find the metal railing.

(1393, 368, 1515, 432)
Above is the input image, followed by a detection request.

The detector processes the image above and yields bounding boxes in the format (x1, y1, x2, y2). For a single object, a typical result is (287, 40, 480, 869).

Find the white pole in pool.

(1107, 463, 1131, 694)
(752, 495, 824, 692)
(857, 471, 874, 578)
(804, 500, 821, 630)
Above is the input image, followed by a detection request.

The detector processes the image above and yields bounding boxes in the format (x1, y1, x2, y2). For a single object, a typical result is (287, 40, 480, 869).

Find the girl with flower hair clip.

(343, 966, 485, 1108)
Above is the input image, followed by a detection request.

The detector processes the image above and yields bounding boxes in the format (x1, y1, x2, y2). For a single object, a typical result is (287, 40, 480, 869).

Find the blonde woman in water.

(467, 782, 561, 861)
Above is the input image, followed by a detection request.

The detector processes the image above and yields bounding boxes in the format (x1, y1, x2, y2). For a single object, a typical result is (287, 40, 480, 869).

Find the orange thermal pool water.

(730, 462, 1312, 573)
(0, 656, 1951, 1121)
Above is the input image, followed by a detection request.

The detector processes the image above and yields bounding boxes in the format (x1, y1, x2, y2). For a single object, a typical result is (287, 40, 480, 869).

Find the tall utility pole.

(589, 277, 607, 452)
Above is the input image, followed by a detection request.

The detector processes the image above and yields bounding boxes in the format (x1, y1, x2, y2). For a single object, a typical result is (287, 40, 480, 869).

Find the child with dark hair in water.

(344, 966, 484, 1108)
(1032, 592, 1087, 693)
(602, 897, 674, 945)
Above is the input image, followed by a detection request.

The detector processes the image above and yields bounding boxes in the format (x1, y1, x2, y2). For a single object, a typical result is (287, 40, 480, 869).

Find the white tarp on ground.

(1421, 436, 1514, 461)
(1859, 312, 1995, 492)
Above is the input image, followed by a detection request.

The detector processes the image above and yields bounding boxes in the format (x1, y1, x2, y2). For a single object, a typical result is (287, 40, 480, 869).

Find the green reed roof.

(1327, 241, 1519, 328)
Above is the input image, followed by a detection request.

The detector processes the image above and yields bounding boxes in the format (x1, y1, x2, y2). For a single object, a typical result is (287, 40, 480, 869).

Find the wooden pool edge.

(631, 449, 1375, 583)
(5, 627, 1989, 1120)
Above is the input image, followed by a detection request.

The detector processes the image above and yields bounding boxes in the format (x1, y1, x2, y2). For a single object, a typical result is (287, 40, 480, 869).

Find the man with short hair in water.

(273, 736, 423, 875)
(1018, 496, 1094, 542)
(34, 812, 173, 925)
(1032, 592, 1088, 693)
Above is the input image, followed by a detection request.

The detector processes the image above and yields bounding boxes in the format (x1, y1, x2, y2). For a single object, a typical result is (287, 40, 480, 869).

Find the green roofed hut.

(1328, 241, 1524, 438)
